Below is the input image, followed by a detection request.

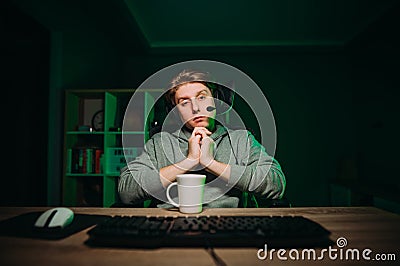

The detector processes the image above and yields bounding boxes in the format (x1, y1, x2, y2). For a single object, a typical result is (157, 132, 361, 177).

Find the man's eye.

(197, 95, 206, 101)
(180, 100, 189, 106)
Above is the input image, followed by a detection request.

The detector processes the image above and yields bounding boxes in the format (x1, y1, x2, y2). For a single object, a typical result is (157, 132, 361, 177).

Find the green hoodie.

(118, 125, 286, 208)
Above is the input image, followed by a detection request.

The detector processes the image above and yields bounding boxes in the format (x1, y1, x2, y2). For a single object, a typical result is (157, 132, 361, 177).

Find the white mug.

(166, 174, 206, 214)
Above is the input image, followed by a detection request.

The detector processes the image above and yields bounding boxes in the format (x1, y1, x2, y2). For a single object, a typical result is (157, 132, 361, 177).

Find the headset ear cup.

(211, 84, 224, 114)
(212, 87, 220, 113)
(212, 84, 234, 115)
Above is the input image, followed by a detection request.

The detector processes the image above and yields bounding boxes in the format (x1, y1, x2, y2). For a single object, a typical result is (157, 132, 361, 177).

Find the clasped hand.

(187, 127, 215, 167)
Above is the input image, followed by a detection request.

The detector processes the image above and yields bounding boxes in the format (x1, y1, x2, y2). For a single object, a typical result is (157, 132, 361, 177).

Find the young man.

(118, 70, 286, 208)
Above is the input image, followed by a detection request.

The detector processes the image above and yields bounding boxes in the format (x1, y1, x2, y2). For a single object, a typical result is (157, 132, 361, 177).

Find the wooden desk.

(0, 207, 399, 265)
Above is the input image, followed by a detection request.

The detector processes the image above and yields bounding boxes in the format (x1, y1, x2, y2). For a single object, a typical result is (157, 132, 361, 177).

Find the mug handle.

(166, 182, 179, 207)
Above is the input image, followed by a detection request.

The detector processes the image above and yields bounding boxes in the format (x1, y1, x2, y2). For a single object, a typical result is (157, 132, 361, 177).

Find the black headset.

(208, 82, 235, 115)
(147, 82, 235, 137)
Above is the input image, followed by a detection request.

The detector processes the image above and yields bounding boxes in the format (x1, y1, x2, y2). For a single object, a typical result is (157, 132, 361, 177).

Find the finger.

(194, 129, 211, 139)
(195, 131, 207, 140)
(193, 130, 204, 140)
(198, 127, 212, 135)
(195, 134, 201, 144)
(203, 136, 213, 143)
(193, 127, 212, 135)
(189, 134, 201, 142)
(200, 136, 213, 147)
(191, 128, 204, 138)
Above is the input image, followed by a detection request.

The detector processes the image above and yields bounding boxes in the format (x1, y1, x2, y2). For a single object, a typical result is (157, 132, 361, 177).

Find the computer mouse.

(34, 207, 74, 229)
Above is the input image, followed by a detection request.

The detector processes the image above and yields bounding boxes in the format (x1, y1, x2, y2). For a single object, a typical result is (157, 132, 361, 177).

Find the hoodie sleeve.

(228, 131, 286, 199)
(118, 137, 165, 205)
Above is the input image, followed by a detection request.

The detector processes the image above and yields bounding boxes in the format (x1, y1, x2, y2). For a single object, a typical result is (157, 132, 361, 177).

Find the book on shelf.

(67, 147, 103, 174)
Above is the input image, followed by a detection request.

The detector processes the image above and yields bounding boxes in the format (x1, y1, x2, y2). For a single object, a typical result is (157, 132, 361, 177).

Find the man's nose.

(191, 98, 200, 114)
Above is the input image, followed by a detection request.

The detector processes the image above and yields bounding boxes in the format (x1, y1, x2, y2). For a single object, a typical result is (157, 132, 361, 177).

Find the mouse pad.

(0, 212, 110, 240)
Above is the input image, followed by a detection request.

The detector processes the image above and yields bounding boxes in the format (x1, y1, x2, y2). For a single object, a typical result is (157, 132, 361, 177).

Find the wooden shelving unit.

(62, 89, 162, 207)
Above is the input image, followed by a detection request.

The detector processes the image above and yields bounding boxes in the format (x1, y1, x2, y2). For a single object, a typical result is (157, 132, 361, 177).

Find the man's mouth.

(193, 116, 206, 122)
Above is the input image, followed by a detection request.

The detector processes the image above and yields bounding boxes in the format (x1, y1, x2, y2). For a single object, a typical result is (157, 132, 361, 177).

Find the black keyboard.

(86, 215, 332, 248)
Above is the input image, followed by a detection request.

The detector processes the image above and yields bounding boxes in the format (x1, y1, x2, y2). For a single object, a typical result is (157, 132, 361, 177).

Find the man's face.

(174, 82, 216, 130)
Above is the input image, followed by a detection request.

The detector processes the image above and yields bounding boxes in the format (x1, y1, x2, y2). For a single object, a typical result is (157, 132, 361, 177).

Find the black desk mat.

(0, 211, 110, 240)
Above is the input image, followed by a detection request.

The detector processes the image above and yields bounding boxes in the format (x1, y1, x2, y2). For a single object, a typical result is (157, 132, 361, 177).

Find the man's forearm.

(205, 160, 231, 182)
(159, 158, 198, 187)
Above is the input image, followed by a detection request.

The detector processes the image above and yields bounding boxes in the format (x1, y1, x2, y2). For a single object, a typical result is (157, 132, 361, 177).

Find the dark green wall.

(346, 10, 400, 189)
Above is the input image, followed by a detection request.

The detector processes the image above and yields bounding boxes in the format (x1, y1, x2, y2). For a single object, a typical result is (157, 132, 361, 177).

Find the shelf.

(106, 131, 146, 135)
(66, 131, 146, 135)
(105, 172, 121, 176)
(66, 173, 104, 177)
(66, 131, 105, 135)
(63, 89, 157, 207)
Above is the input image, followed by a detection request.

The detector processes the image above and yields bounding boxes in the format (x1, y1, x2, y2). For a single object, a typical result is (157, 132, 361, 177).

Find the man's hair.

(165, 70, 213, 108)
